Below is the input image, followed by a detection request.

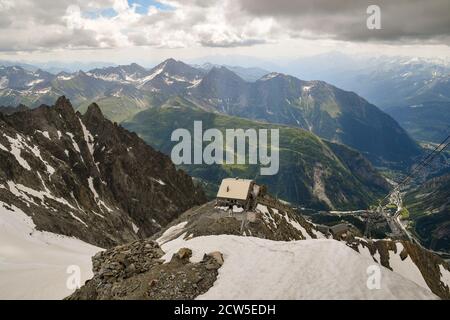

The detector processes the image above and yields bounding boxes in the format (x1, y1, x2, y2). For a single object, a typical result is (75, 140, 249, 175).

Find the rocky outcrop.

(0, 96, 206, 247)
(152, 198, 325, 244)
(66, 240, 219, 300)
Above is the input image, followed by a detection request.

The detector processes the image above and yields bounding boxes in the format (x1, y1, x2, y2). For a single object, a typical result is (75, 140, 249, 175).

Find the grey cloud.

(237, 0, 450, 43)
(0, 27, 106, 52)
(0, 0, 113, 27)
(1, 0, 448, 53)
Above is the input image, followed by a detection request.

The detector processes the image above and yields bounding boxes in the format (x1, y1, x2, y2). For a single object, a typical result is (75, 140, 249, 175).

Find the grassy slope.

(404, 173, 450, 252)
(386, 102, 450, 144)
(123, 101, 388, 210)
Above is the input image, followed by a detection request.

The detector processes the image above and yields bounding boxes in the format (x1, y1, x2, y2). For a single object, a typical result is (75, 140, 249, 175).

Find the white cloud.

(0, 0, 448, 56)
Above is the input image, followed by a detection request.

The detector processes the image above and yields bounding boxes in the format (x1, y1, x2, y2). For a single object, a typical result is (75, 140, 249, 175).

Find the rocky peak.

(193, 66, 246, 99)
(161, 58, 178, 67)
(52, 95, 79, 123)
(55, 95, 73, 111)
(84, 102, 104, 123)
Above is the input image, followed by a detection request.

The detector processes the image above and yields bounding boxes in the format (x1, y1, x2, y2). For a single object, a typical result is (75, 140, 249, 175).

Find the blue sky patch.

(128, 0, 174, 14)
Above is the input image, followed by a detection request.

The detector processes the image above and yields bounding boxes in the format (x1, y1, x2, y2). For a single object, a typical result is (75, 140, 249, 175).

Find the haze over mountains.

(0, 58, 422, 167)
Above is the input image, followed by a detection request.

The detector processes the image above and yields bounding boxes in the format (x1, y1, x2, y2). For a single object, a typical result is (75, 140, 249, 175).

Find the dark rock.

(176, 248, 192, 260)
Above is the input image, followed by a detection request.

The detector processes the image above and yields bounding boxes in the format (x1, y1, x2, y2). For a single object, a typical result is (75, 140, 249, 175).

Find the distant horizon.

(2, 51, 450, 74)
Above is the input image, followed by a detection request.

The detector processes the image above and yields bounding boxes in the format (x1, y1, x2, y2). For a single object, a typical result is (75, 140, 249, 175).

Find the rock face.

(66, 240, 219, 300)
(0, 96, 206, 248)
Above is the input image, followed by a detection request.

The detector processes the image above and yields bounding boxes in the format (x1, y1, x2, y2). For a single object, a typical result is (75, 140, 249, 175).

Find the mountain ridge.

(0, 59, 422, 166)
(0, 96, 206, 247)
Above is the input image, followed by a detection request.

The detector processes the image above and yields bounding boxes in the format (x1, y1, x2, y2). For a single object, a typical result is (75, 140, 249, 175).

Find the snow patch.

(439, 264, 450, 288)
(88, 177, 99, 200)
(282, 211, 312, 239)
(36, 130, 50, 139)
(27, 144, 55, 175)
(5, 134, 31, 170)
(132, 222, 139, 234)
(27, 78, 44, 87)
(66, 132, 80, 153)
(256, 204, 277, 229)
(138, 65, 165, 86)
(87, 177, 112, 213)
(0, 202, 101, 299)
(388, 242, 429, 290)
(70, 212, 88, 228)
(260, 73, 280, 81)
(161, 235, 437, 300)
(188, 78, 202, 88)
(57, 75, 74, 81)
(0, 142, 8, 152)
(156, 221, 188, 245)
(78, 118, 99, 172)
(151, 178, 166, 186)
(7, 181, 76, 210)
(0, 76, 9, 89)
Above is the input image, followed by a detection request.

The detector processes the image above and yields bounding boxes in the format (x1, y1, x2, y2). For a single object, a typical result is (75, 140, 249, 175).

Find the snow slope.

(161, 235, 437, 300)
(0, 202, 102, 300)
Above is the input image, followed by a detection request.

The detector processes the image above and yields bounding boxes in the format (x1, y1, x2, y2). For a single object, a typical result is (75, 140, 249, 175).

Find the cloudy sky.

(0, 0, 449, 65)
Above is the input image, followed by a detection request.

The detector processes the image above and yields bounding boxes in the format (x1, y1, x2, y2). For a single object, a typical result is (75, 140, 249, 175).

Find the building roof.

(330, 223, 349, 235)
(216, 178, 253, 200)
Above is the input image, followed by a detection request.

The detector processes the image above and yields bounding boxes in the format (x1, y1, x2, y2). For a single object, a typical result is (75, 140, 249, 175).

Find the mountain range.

(280, 52, 450, 110)
(0, 59, 422, 167)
